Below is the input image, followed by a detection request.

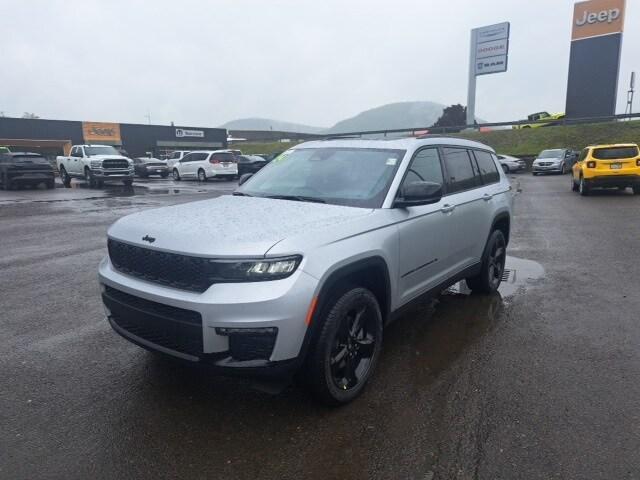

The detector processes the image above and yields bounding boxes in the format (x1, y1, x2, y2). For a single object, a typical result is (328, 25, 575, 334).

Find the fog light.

(216, 327, 277, 336)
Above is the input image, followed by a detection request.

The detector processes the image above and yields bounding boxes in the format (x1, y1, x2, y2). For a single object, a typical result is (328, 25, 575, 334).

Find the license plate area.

(610, 163, 622, 169)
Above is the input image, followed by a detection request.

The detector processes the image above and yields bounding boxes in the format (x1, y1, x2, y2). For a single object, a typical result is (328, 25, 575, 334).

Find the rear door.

(440, 147, 492, 271)
(187, 152, 209, 177)
(178, 153, 196, 177)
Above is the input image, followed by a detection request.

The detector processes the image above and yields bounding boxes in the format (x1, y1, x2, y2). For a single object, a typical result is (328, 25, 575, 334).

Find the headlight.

(91, 160, 102, 168)
(207, 256, 302, 282)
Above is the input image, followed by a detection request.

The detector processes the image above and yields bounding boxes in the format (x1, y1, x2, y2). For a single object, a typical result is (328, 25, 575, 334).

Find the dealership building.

(0, 117, 227, 159)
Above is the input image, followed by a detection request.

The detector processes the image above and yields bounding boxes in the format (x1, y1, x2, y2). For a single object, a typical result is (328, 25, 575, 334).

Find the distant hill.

(220, 118, 325, 134)
(326, 101, 447, 134)
(222, 102, 484, 136)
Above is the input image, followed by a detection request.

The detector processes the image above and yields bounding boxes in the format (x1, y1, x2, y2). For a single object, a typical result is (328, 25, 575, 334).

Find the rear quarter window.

(442, 147, 481, 193)
(473, 150, 500, 184)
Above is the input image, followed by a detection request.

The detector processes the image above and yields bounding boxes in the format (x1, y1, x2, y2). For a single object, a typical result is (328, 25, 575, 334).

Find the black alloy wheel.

(305, 287, 383, 405)
(466, 229, 507, 293)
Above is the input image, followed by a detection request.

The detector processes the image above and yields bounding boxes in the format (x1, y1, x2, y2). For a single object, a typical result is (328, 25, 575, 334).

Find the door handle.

(440, 204, 455, 214)
(482, 193, 493, 201)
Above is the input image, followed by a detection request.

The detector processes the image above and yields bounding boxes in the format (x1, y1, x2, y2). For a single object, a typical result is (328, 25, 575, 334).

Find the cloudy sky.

(2, 0, 637, 128)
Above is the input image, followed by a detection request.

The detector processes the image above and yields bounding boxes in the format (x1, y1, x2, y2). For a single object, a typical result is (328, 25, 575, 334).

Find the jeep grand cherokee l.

(99, 137, 513, 405)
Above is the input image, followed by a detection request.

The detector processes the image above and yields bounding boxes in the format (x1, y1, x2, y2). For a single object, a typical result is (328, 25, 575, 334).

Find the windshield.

(592, 146, 639, 160)
(85, 146, 120, 156)
(538, 149, 564, 159)
(239, 147, 405, 208)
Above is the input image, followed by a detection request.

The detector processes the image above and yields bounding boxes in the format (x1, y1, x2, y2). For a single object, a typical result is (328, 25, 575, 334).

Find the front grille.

(538, 162, 552, 166)
(108, 239, 211, 292)
(103, 286, 203, 357)
(103, 159, 130, 169)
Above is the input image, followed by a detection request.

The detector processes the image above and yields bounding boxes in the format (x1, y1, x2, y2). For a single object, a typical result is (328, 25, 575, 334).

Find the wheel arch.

(297, 256, 392, 365)
(491, 212, 511, 246)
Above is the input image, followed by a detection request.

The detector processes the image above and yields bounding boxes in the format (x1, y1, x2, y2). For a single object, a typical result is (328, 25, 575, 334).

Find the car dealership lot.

(2, 174, 640, 479)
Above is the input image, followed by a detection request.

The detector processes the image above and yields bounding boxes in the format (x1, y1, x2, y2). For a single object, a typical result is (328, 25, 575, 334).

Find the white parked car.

(172, 150, 238, 181)
(165, 150, 191, 170)
(497, 154, 526, 173)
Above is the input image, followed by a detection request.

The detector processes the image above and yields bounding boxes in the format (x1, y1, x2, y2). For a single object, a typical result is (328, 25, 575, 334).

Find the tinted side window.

(474, 150, 500, 184)
(180, 153, 193, 163)
(191, 152, 209, 162)
(442, 147, 481, 193)
(403, 148, 443, 186)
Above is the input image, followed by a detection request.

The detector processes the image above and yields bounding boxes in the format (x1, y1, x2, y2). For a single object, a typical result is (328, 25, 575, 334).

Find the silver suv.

(99, 137, 513, 405)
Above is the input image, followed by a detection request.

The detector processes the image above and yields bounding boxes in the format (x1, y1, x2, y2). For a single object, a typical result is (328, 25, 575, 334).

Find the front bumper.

(7, 171, 55, 183)
(93, 169, 134, 179)
(99, 256, 318, 375)
(584, 174, 640, 188)
(532, 164, 562, 173)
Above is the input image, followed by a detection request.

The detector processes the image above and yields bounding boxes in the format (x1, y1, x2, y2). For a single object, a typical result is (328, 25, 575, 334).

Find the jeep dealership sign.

(565, 0, 626, 118)
(572, 0, 625, 40)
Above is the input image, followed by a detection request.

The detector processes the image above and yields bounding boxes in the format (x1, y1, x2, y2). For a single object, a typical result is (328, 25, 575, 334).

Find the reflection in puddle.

(68, 181, 209, 197)
(445, 256, 544, 299)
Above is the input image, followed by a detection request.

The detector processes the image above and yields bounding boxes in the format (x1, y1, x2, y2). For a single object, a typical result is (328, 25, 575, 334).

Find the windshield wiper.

(263, 194, 326, 204)
(232, 191, 252, 197)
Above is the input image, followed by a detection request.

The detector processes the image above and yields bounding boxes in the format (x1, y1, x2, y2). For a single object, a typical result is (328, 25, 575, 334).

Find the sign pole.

(466, 28, 477, 127)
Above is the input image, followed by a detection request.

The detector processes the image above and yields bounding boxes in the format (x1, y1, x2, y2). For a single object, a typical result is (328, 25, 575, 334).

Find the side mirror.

(394, 181, 443, 208)
(238, 173, 254, 186)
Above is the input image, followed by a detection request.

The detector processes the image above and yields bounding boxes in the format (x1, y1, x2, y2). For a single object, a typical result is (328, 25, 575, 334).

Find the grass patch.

(459, 120, 640, 156)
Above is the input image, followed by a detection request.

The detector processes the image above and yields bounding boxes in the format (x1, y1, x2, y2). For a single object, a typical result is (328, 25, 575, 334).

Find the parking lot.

(2, 173, 640, 480)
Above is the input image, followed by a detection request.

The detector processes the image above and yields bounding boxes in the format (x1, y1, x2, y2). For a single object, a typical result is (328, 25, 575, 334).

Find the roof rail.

(321, 135, 363, 140)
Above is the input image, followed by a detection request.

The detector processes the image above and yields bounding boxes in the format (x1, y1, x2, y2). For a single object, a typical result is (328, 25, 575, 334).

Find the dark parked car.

(236, 154, 269, 175)
(133, 158, 169, 178)
(0, 152, 55, 190)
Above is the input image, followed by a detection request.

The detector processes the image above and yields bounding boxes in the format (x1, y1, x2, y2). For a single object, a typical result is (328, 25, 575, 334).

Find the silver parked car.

(99, 137, 513, 405)
(532, 148, 576, 175)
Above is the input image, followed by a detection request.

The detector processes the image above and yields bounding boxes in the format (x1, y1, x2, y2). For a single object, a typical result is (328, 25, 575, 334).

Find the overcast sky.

(1, 0, 638, 128)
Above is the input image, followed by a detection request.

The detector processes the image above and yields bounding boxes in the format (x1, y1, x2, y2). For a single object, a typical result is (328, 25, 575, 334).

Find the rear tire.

(579, 176, 590, 196)
(173, 169, 181, 181)
(502, 164, 509, 174)
(304, 286, 383, 406)
(633, 186, 640, 195)
(571, 176, 579, 192)
(60, 167, 72, 188)
(197, 169, 207, 182)
(466, 229, 506, 294)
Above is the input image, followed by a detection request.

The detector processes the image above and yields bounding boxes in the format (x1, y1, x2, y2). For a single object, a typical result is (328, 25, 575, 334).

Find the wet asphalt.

(1, 174, 639, 479)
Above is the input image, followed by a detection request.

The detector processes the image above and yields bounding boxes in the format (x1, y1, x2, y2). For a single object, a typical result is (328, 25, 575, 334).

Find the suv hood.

(108, 195, 374, 257)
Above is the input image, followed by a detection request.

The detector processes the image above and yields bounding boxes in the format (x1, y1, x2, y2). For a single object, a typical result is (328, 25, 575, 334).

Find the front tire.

(123, 179, 133, 187)
(502, 164, 509, 174)
(84, 168, 97, 188)
(305, 287, 383, 406)
(60, 167, 72, 188)
(173, 169, 181, 181)
(560, 163, 566, 174)
(466, 229, 506, 294)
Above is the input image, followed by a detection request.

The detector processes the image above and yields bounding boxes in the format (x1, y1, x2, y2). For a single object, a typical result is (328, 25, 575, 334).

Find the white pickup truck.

(56, 144, 134, 188)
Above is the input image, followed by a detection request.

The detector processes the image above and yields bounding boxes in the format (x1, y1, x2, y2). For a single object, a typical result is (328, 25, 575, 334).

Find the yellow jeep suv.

(571, 143, 640, 196)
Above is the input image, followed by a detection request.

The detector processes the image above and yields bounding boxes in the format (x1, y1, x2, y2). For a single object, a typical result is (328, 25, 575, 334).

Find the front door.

(396, 147, 451, 304)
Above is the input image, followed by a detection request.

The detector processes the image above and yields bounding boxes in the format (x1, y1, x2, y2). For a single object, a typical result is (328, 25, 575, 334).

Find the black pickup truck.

(0, 152, 56, 190)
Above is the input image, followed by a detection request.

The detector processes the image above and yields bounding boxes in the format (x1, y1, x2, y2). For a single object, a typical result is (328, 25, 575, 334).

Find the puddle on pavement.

(379, 256, 545, 387)
(62, 181, 210, 198)
(445, 255, 544, 299)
